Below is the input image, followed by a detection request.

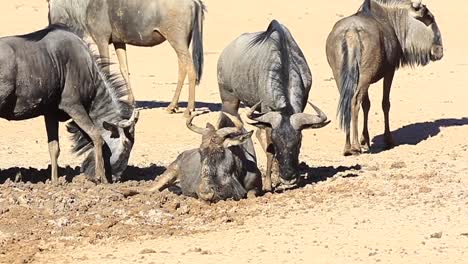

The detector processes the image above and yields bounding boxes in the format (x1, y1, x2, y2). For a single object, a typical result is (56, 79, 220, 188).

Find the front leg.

(382, 70, 396, 149)
(44, 115, 60, 184)
(61, 104, 107, 183)
(256, 128, 274, 192)
(147, 164, 179, 192)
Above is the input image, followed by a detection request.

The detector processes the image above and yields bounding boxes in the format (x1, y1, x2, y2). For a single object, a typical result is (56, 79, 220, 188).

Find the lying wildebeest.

(326, 0, 443, 156)
(145, 112, 261, 202)
(217, 20, 329, 191)
(48, 0, 205, 116)
(0, 24, 138, 184)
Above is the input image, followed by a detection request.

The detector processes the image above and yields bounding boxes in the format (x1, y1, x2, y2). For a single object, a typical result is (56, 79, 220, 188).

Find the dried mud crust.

(0, 163, 356, 264)
(1, 159, 466, 264)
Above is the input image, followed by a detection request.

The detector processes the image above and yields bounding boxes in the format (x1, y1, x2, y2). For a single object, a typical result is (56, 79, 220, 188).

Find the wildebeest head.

(247, 101, 329, 186)
(186, 112, 253, 202)
(68, 109, 139, 182)
(401, 0, 443, 64)
(101, 109, 139, 181)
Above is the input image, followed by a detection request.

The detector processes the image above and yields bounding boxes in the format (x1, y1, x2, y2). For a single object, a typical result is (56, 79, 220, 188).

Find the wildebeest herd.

(0, 0, 443, 203)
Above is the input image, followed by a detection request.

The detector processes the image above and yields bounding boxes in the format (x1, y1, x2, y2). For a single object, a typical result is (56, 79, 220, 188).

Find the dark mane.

(358, 0, 411, 15)
(20, 23, 75, 42)
(249, 20, 291, 109)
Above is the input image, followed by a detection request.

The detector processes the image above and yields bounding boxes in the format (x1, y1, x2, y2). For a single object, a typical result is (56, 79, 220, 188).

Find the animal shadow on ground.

(136, 101, 222, 112)
(289, 162, 362, 190)
(0, 166, 81, 184)
(0, 164, 166, 184)
(371, 117, 468, 153)
(120, 164, 166, 182)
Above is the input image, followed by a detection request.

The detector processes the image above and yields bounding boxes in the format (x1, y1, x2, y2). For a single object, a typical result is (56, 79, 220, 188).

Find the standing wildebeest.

(217, 20, 329, 191)
(0, 25, 139, 184)
(146, 112, 261, 202)
(48, 0, 205, 116)
(326, 0, 443, 156)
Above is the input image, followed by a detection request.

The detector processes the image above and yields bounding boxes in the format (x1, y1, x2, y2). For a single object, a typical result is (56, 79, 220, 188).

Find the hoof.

(262, 183, 273, 193)
(165, 105, 179, 114)
(343, 147, 362, 156)
(360, 143, 370, 152)
(246, 190, 258, 199)
(183, 109, 193, 118)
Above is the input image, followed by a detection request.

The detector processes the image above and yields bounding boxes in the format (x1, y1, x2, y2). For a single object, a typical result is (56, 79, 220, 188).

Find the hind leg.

(166, 34, 195, 118)
(360, 92, 371, 151)
(166, 50, 188, 114)
(114, 43, 135, 104)
(382, 70, 396, 149)
(217, 87, 240, 128)
(350, 84, 369, 155)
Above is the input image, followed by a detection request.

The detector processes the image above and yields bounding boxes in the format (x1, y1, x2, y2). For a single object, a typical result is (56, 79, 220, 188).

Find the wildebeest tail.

(337, 31, 361, 133)
(191, 0, 206, 85)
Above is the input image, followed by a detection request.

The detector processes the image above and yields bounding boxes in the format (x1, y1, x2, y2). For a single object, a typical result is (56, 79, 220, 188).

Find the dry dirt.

(0, 0, 467, 263)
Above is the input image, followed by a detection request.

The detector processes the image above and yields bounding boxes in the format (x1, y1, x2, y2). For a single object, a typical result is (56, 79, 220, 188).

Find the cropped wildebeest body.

(326, 0, 443, 156)
(146, 112, 261, 202)
(217, 20, 329, 191)
(48, 0, 205, 116)
(0, 25, 138, 184)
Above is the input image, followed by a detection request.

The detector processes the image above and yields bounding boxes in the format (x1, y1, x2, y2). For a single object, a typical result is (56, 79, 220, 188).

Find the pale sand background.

(0, 0, 467, 263)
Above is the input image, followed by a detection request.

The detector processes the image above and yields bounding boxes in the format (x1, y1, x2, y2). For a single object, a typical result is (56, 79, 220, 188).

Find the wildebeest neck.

(360, 0, 439, 67)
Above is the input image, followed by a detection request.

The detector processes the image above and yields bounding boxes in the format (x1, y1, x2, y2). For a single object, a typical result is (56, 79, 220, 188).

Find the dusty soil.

(0, 0, 467, 263)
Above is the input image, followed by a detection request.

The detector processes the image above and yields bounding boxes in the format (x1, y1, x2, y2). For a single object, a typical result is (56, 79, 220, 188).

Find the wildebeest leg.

(256, 128, 274, 192)
(382, 70, 396, 149)
(350, 85, 368, 155)
(44, 115, 60, 184)
(166, 50, 187, 115)
(96, 41, 110, 75)
(360, 92, 371, 151)
(217, 98, 240, 128)
(166, 35, 195, 118)
(61, 105, 107, 183)
(147, 164, 179, 192)
(114, 43, 135, 104)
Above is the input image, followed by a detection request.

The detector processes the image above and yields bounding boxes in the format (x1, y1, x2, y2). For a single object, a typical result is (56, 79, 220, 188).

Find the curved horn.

(411, 0, 422, 8)
(246, 101, 282, 129)
(246, 101, 263, 119)
(186, 111, 210, 135)
(216, 112, 244, 138)
(118, 109, 140, 128)
(290, 101, 329, 130)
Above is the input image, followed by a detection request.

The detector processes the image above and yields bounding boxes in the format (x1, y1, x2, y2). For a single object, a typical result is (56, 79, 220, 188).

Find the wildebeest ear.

(223, 130, 254, 148)
(103, 121, 120, 138)
(206, 123, 216, 131)
(66, 122, 80, 133)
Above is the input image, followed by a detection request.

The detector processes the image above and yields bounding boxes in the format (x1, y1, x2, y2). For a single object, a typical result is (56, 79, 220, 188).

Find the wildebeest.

(326, 0, 443, 156)
(0, 25, 138, 184)
(146, 111, 261, 202)
(47, 0, 205, 116)
(217, 20, 329, 191)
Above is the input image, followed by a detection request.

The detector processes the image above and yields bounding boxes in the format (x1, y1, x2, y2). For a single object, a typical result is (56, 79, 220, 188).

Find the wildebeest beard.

(199, 148, 247, 201)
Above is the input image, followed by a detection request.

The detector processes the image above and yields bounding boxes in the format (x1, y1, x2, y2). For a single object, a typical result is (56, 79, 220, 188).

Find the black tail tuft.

(337, 37, 361, 133)
(191, 0, 206, 85)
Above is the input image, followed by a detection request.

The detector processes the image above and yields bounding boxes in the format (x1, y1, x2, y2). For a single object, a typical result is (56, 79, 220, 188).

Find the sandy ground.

(0, 0, 467, 263)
